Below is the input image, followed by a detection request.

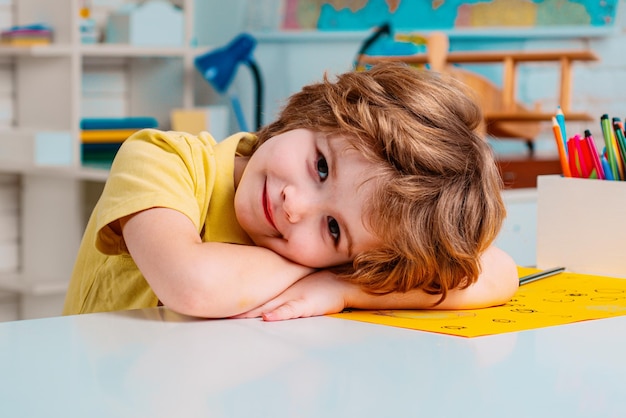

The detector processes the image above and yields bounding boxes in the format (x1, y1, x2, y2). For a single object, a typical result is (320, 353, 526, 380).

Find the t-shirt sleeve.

(94, 129, 216, 255)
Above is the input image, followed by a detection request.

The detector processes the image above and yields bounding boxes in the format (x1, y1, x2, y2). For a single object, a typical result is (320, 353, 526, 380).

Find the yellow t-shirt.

(63, 129, 256, 315)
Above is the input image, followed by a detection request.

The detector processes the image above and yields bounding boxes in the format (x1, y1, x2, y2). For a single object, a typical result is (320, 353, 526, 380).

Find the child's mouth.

(263, 180, 278, 231)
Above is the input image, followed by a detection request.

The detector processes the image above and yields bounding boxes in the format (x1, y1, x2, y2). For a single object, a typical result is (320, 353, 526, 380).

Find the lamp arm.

(245, 60, 264, 131)
(354, 22, 391, 69)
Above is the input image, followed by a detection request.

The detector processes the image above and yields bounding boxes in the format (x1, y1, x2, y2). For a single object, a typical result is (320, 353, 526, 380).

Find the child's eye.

(327, 217, 340, 242)
(317, 154, 329, 181)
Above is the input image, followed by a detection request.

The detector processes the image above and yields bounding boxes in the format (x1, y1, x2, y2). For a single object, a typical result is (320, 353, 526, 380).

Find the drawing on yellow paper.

(331, 267, 626, 337)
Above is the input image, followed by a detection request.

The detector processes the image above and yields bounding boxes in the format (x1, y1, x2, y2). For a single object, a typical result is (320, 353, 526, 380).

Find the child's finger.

(262, 301, 304, 321)
(230, 297, 286, 318)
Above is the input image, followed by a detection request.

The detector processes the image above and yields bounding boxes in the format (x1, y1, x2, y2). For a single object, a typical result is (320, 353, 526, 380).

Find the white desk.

(1, 307, 625, 418)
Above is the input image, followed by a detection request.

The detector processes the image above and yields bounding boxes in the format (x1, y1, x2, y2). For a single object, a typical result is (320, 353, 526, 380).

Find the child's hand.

(232, 270, 348, 321)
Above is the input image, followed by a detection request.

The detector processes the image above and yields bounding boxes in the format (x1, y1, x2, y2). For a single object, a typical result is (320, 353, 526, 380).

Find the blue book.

(80, 117, 158, 130)
(82, 142, 123, 153)
(82, 143, 123, 167)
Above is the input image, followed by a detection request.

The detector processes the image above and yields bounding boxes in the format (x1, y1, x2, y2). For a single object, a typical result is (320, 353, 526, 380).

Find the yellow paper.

(331, 267, 626, 337)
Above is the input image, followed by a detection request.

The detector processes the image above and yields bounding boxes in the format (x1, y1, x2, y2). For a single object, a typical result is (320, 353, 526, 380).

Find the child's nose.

(282, 185, 317, 224)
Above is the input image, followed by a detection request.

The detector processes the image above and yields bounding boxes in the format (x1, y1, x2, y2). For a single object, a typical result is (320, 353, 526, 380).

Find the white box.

(35, 132, 73, 165)
(537, 175, 626, 278)
(105, 1, 184, 47)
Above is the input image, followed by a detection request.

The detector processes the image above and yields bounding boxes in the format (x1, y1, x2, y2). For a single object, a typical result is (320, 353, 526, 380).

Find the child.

(63, 62, 518, 320)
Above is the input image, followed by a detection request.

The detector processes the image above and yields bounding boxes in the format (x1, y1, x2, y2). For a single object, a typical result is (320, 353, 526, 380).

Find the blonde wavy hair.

(255, 62, 505, 303)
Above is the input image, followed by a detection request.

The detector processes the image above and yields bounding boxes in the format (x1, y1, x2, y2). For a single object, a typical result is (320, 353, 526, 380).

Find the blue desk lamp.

(194, 33, 264, 131)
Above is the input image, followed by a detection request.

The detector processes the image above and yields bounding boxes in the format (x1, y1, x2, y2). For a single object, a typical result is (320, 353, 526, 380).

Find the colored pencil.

(567, 138, 582, 177)
(519, 267, 566, 286)
(600, 114, 621, 180)
(583, 130, 604, 180)
(572, 135, 591, 178)
(555, 106, 568, 155)
(612, 118, 626, 173)
(552, 117, 571, 177)
(601, 154, 614, 180)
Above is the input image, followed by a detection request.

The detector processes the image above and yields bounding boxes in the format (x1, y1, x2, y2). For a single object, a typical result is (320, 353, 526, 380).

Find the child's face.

(234, 129, 381, 268)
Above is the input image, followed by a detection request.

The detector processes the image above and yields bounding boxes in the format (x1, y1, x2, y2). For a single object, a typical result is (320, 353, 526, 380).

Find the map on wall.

(282, 0, 619, 31)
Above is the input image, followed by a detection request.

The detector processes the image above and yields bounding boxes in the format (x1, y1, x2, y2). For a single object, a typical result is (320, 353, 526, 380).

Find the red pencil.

(583, 130, 604, 180)
(572, 135, 591, 178)
(567, 137, 581, 177)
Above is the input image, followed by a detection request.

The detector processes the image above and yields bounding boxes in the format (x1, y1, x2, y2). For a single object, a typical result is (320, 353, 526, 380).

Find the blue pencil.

(601, 154, 614, 181)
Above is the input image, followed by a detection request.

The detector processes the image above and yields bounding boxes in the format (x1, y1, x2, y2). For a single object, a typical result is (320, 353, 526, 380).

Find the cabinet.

(0, 0, 216, 319)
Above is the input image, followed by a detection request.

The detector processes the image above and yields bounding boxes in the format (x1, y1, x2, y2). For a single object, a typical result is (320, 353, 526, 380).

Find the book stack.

(81, 117, 158, 168)
(1, 23, 53, 46)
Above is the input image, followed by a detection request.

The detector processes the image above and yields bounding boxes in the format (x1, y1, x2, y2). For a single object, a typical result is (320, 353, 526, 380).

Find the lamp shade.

(194, 33, 257, 93)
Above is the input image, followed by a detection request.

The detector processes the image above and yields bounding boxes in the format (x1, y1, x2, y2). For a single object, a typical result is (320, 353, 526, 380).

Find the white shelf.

(0, 160, 109, 181)
(253, 26, 617, 43)
(75, 165, 110, 182)
(0, 44, 74, 57)
(79, 44, 193, 57)
(0, 273, 68, 296)
(0, 43, 215, 59)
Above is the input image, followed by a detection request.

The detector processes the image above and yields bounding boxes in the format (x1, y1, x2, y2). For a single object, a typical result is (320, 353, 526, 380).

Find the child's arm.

(120, 207, 315, 318)
(235, 246, 519, 321)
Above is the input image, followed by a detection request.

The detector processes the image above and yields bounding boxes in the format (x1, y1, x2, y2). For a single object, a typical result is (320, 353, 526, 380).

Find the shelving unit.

(0, 0, 217, 319)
